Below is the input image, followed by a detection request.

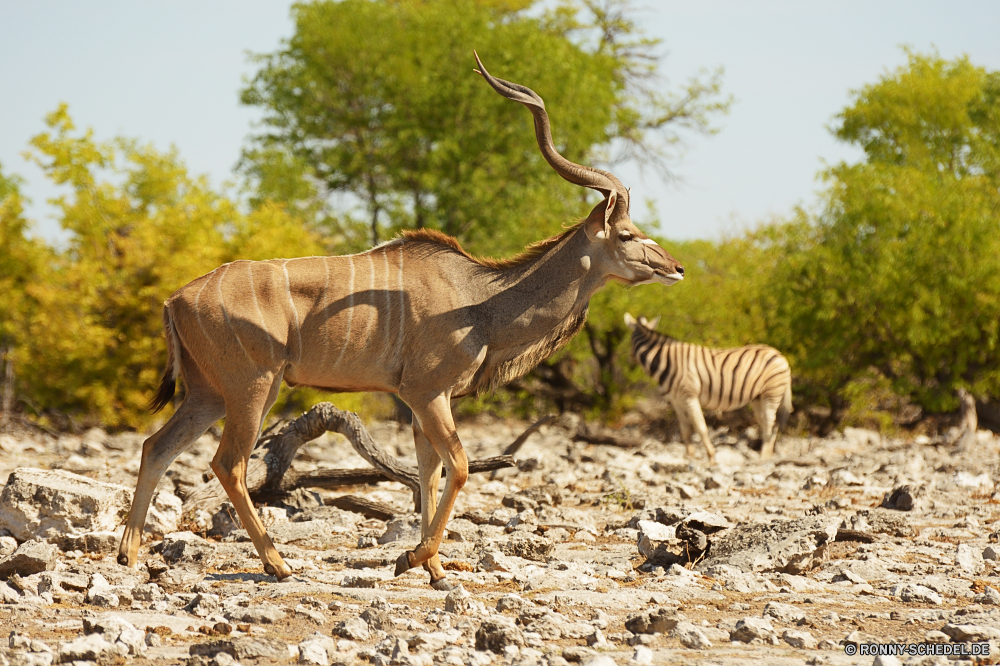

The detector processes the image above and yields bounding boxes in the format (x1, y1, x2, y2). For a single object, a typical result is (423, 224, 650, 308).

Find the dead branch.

(573, 423, 643, 448)
(260, 455, 515, 495)
(325, 495, 398, 522)
(490, 415, 554, 479)
(503, 415, 555, 456)
(183, 402, 518, 516)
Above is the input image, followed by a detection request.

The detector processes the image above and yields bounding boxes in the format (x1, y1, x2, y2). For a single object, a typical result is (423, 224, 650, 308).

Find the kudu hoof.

(394, 551, 414, 577)
(264, 563, 291, 580)
(116, 553, 130, 567)
(429, 575, 456, 591)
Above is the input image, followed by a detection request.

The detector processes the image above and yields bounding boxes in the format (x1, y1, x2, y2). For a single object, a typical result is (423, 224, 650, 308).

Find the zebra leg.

(671, 399, 695, 457)
(753, 396, 781, 459)
(683, 397, 716, 464)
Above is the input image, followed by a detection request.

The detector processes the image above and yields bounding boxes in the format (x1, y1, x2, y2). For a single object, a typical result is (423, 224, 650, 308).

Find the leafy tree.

(767, 51, 1000, 419)
(14, 106, 326, 429)
(0, 166, 53, 426)
(239, 0, 730, 255)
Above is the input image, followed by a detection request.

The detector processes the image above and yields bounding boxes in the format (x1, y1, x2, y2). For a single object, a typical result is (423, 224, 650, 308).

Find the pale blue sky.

(2, 1, 999, 244)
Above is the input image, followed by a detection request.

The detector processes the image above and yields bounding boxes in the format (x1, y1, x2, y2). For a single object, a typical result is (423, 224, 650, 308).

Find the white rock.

(831, 470, 865, 486)
(259, 506, 289, 527)
(673, 622, 712, 649)
(145, 490, 183, 535)
(585, 628, 607, 647)
(957, 543, 985, 574)
(872, 656, 902, 666)
(581, 656, 617, 666)
(58, 633, 120, 662)
(298, 633, 338, 666)
(116, 626, 148, 656)
(632, 645, 654, 665)
(0, 535, 17, 558)
(955, 471, 993, 491)
(478, 549, 515, 573)
(782, 629, 817, 649)
(891, 583, 943, 605)
(444, 586, 473, 615)
(976, 586, 1000, 605)
(764, 602, 806, 624)
(637, 520, 676, 541)
(730, 617, 778, 644)
(683, 511, 730, 530)
(0, 468, 132, 541)
(637, 520, 676, 559)
(378, 514, 421, 545)
(941, 623, 1000, 642)
(842, 427, 881, 448)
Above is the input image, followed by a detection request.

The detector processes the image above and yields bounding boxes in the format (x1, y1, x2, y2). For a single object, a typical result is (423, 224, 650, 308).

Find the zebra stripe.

(625, 313, 793, 461)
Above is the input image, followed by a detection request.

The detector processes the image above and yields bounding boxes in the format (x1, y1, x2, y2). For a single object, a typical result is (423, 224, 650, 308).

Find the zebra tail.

(776, 383, 793, 430)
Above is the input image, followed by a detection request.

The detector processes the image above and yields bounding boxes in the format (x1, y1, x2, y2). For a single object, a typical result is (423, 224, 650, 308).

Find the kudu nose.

(676, 265, 684, 276)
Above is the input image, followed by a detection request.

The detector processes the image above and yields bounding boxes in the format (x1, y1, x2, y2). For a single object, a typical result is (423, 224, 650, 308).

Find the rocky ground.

(1, 413, 1000, 666)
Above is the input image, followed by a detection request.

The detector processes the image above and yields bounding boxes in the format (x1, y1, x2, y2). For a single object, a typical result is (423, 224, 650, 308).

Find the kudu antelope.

(117, 53, 684, 589)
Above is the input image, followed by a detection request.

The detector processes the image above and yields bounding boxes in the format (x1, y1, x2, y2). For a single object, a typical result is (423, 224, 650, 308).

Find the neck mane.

(400, 224, 583, 272)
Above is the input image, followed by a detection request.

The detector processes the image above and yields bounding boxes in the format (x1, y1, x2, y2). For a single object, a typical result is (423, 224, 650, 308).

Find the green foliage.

(477, 50, 1000, 429)
(6, 106, 326, 430)
(838, 369, 905, 435)
(239, 0, 729, 255)
(767, 51, 1000, 416)
(0, 166, 54, 421)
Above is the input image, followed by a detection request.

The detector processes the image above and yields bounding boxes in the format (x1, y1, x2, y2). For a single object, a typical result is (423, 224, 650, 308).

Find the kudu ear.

(584, 191, 616, 240)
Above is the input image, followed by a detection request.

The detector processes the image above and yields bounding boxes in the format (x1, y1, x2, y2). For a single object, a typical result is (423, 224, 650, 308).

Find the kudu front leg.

(394, 396, 468, 590)
(400, 420, 448, 587)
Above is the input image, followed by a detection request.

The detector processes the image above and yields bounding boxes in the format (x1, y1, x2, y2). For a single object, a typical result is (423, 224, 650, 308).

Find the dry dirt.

(2, 414, 1000, 666)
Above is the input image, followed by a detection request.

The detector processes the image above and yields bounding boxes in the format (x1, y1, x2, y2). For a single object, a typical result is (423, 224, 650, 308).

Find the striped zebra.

(624, 313, 792, 462)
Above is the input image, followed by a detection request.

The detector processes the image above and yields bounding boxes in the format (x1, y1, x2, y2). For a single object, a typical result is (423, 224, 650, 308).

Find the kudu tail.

(776, 382, 793, 430)
(149, 305, 181, 413)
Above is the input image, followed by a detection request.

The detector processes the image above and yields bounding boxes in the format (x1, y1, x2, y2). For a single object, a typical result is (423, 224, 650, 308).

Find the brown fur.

(117, 58, 685, 591)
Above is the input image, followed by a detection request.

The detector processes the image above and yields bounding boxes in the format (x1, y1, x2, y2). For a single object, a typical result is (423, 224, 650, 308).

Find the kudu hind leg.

(118, 393, 224, 567)
(212, 375, 291, 579)
(394, 395, 467, 589)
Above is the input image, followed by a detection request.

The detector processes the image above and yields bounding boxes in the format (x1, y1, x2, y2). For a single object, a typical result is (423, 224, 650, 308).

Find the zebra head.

(624, 313, 661, 332)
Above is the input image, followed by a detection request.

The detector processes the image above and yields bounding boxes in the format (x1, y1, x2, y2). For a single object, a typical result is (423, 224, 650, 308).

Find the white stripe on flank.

(383, 249, 392, 357)
(318, 257, 331, 371)
(246, 263, 275, 362)
(283, 260, 303, 365)
(396, 243, 405, 358)
(358, 253, 376, 353)
(193, 269, 215, 351)
(334, 256, 355, 366)
(217, 263, 253, 362)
